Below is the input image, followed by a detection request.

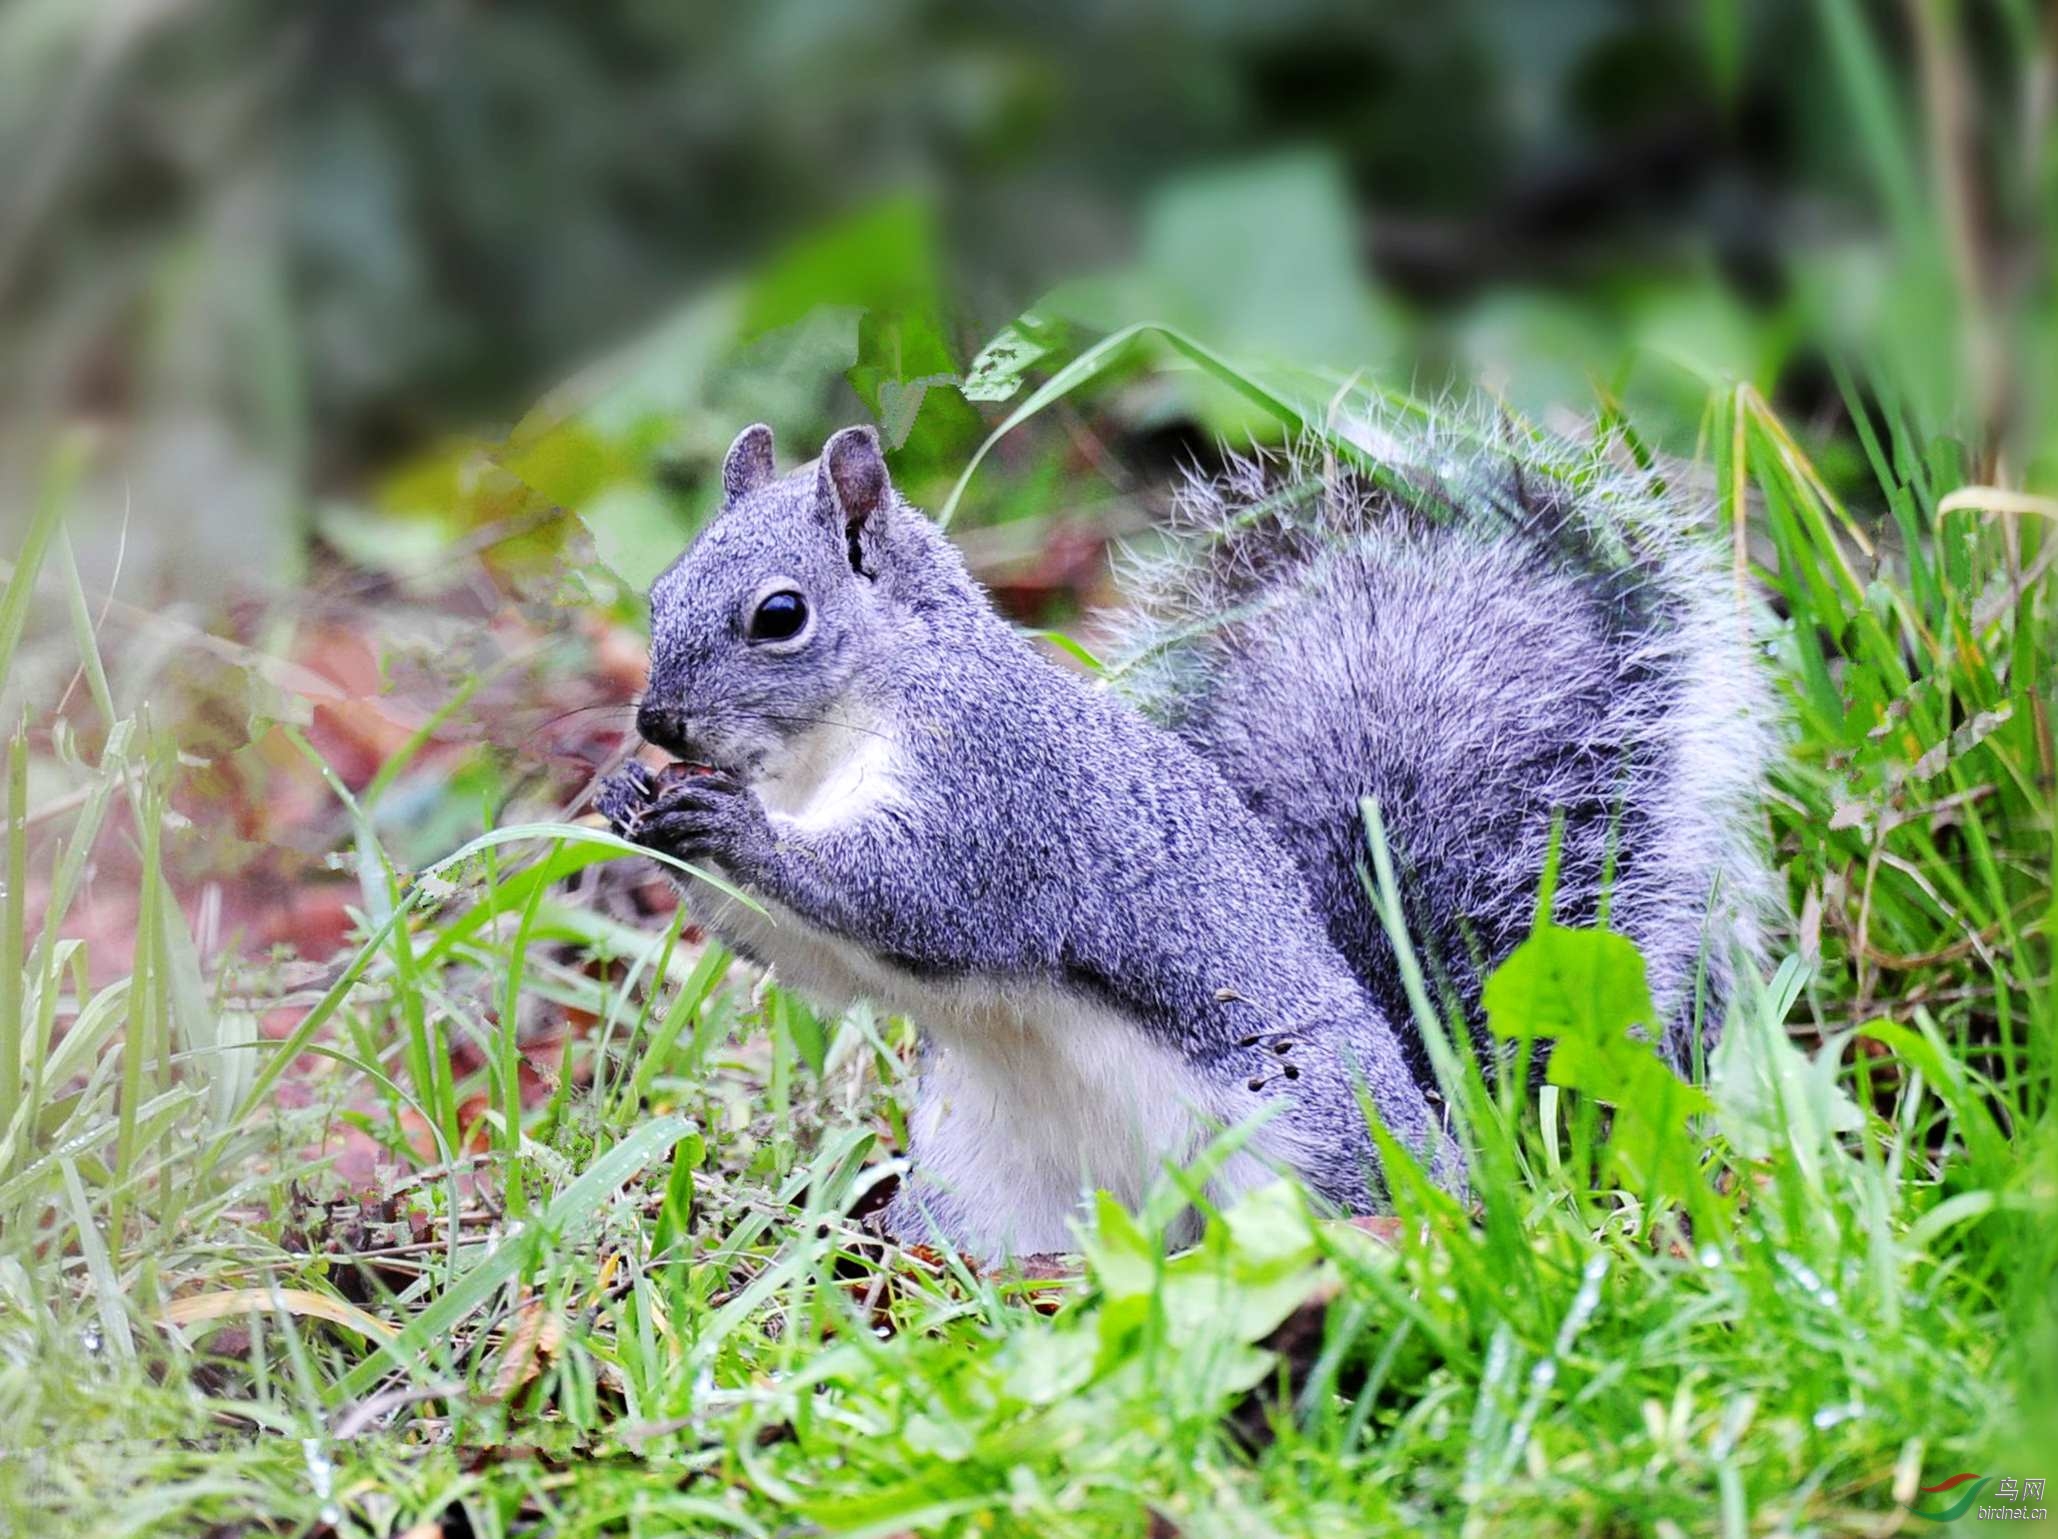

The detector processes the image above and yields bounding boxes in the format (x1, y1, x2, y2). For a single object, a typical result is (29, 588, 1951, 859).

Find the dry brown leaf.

(489, 1300, 566, 1402)
(1342, 1215, 1406, 1245)
(162, 1288, 398, 1343)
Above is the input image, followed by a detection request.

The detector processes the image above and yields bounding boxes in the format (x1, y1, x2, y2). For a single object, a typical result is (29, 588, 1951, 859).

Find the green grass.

(0, 331, 2051, 1538)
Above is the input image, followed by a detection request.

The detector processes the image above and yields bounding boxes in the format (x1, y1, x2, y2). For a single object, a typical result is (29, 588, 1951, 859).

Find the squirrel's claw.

(626, 773, 771, 869)
(596, 761, 659, 834)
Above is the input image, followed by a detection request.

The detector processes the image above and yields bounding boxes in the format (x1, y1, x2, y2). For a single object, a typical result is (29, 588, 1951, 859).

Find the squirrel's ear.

(816, 425, 891, 572)
(721, 423, 777, 503)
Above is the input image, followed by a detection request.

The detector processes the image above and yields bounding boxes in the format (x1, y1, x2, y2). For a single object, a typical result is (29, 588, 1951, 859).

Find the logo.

(1907, 1473, 2046, 1523)
(1910, 1474, 1988, 1522)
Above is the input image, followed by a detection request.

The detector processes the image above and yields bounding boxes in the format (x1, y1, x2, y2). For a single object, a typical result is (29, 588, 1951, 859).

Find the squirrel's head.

(637, 422, 921, 776)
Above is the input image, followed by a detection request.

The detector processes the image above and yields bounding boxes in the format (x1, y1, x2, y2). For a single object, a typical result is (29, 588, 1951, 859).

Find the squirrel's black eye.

(748, 589, 809, 643)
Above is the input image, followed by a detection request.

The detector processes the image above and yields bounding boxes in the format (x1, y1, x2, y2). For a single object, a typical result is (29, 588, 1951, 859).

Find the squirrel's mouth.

(653, 746, 768, 785)
(653, 760, 721, 789)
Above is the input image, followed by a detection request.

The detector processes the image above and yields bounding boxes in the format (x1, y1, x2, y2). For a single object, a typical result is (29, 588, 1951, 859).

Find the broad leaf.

(1484, 925, 1712, 1204)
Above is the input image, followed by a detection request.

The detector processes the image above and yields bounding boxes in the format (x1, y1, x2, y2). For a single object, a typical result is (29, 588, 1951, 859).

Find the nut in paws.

(627, 769, 769, 867)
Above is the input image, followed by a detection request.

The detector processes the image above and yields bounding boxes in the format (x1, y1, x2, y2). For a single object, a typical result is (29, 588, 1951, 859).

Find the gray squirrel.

(598, 409, 1772, 1255)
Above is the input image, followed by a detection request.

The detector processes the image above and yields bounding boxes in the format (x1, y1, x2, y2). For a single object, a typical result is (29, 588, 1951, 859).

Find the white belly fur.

(691, 711, 1281, 1253)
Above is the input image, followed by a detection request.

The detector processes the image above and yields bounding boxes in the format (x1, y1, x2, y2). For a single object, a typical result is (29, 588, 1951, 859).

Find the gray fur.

(1104, 409, 1773, 1074)
(602, 410, 1771, 1254)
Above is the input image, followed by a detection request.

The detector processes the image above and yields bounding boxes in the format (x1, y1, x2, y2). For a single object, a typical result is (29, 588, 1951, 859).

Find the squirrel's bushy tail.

(1106, 399, 1776, 1078)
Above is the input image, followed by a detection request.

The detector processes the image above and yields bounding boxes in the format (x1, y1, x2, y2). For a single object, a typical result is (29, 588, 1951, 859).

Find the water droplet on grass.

(302, 1436, 340, 1527)
(1775, 1250, 1840, 1308)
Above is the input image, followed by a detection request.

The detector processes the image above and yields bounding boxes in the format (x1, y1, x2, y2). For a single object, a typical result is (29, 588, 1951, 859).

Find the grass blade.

(332, 1111, 695, 1400)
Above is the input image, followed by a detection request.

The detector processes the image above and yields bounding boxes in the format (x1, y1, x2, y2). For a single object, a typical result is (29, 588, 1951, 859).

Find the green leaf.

(1023, 628, 1106, 674)
(1080, 1192, 1157, 1304)
(713, 304, 866, 433)
(1133, 151, 1392, 372)
(1483, 925, 1657, 1048)
(776, 991, 828, 1078)
(736, 196, 980, 469)
(1711, 958, 1863, 1176)
(961, 316, 1057, 403)
(938, 321, 1319, 528)
(1484, 925, 1712, 1204)
(1084, 1182, 1325, 1363)
(575, 481, 697, 591)
(994, 1324, 1100, 1408)
(650, 1129, 704, 1258)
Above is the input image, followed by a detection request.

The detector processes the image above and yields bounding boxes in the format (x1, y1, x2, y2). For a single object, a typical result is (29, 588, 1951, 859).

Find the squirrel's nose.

(636, 701, 697, 758)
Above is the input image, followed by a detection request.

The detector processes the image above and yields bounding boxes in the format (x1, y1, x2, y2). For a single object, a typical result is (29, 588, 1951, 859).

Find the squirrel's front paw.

(631, 769, 773, 870)
(596, 761, 659, 836)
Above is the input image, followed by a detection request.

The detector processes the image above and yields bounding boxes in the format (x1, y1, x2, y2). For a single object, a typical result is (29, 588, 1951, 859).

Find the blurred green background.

(2, 0, 2047, 608)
